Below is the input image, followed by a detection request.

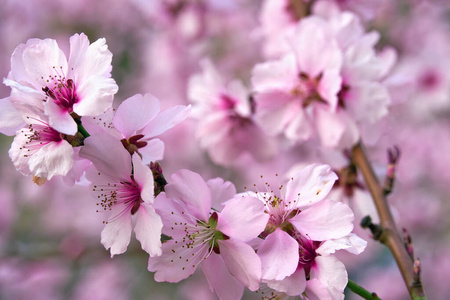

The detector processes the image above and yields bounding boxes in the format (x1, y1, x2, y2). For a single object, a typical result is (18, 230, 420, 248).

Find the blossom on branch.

(149, 169, 269, 299)
(80, 133, 162, 257)
(3, 33, 118, 136)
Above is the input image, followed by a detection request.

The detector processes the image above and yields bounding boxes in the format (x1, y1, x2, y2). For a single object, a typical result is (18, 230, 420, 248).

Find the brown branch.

(352, 142, 426, 300)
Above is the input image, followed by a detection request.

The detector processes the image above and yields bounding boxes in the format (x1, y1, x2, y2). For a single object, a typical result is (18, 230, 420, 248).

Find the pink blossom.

(3, 33, 118, 136)
(254, 8, 393, 149)
(84, 93, 190, 164)
(252, 17, 343, 145)
(80, 133, 162, 257)
(9, 117, 73, 180)
(244, 165, 365, 298)
(149, 169, 269, 299)
(188, 59, 277, 166)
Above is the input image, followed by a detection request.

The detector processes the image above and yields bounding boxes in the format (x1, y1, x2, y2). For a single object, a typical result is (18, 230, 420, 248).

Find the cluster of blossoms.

(187, 1, 394, 169)
(0, 30, 367, 300)
(4, 0, 438, 298)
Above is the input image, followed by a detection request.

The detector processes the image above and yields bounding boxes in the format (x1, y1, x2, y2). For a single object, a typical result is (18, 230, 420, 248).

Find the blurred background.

(0, 0, 449, 299)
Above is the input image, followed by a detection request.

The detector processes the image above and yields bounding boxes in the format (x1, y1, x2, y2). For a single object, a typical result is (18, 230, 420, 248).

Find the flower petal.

(28, 141, 73, 180)
(142, 104, 191, 138)
(69, 34, 113, 80)
(134, 203, 162, 257)
(44, 99, 77, 135)
(74, 75, 118, 116)
(258, 228, 299, 281)
(217, 196, 268, 242)
(165, 169, 212, 221)
(101, 204, 133, 257)
(138, 138, 165, 164)
(307, 256, 347, 300)
(207, 177, 236, 210)
(132, 154, 154, 204)
(148, 239, 199, 282)
(316, 233, 367, 256)
(113, 94, 160, 138)
(284, 164, 338, 208)
(219, 239, 262, 291)
(0, 97, 25, 136)
(79, 132, 132, 180)
(290, 199, 354, 241)
(266, 267, 307, 296)
(202, 253, 244, 300)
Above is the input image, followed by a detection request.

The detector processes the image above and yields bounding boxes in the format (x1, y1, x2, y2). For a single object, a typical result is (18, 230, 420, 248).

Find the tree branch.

(351, 142, 426, 300)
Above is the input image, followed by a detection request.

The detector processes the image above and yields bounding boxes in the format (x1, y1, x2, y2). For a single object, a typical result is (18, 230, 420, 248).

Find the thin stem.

(77, 122, 90, 138)
(346, 279, 381, 300)
(351, 142, 426, 300)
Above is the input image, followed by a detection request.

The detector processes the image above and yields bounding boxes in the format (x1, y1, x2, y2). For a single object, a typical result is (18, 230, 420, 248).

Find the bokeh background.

(0, 0, 449, 299)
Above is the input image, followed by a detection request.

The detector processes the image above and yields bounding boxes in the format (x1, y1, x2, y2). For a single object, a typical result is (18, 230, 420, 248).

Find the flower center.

(291, 72, 326, 108)
(94, 175, 143, 223)
(42, 66, 79, 113)
(20, 119, 64, 158)
(121, 135, 148, 155)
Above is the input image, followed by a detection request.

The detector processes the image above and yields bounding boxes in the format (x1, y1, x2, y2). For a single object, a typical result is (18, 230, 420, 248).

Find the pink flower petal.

(266, 267, 307, 296)
(138, 138, 164, 164)
(290, 199, 354, 241)
(74, 75, 118, 116)
(314, 107, 359, 149)
(0, 97, 25, 136)
(251, 54, 298, 92)
(292, 17, 342, 78)
(217, 196, 268, 242)
(101, 204, 133, 257)
(113, 94, 160, 139)
(284, 164, 338, 208)
(206, 177, 236, 210)
(134, 203, 162, 257)
(153, 193, 193, 237)
(131, 154, 154, 204)
(44, 100, 77, 135)
(68, 34, 113, 80)
(284, 108, 313, 141)
(79, 133, 131, 180)
(28, 141, 73, 180)
(202, 253, 244, 300)
(21, 39, 68, 88)
(142, 104, 190, 138)
(308, 256, 347, 300)
(305, 278, 332, 300)
(148, 239, 199, 282)
(9, 129, 33, 176)
(254, 92, 299, 136)
(316, 233, 367, 255)
(165, 170, 212, 221)
(219, 239, 262, 291)
(258, 228, 299, 281)
(317, 69, 342, 110)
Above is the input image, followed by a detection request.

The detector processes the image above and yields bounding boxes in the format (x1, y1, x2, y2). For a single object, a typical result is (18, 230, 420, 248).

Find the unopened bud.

(402, 228, 414, 259)
(413, 259, 421, 281)
(150, 162, 167, 196)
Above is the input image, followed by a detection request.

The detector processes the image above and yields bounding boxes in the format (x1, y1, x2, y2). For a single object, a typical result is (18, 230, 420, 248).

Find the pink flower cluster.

(0, 30, 367, 298)
(148, 165, 365, 299)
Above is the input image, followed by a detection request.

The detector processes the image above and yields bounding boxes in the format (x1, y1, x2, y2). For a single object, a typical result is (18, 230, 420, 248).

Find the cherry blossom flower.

(84, 93, 190, 164)
(252, 17, 343, 145)
(243, 164, 365, 298)
(148, 169, 269, 299)
(253, 6, 393, 149)
(8, 116, 73, 181)
(3, 33, 118, 136)
(80, 133, 162, 257)
(188, 59, 276, 165)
